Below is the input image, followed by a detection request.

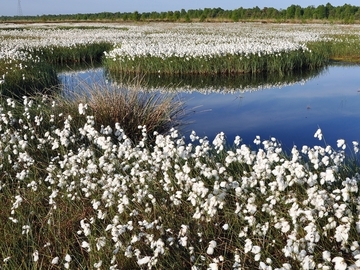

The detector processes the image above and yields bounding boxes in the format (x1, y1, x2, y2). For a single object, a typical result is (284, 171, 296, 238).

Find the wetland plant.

(0, 60, 59, 97)
(0, 95, 360, 269)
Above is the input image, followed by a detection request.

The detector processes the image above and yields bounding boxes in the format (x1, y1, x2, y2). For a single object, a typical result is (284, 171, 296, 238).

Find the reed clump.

(53, 79, 186, 144)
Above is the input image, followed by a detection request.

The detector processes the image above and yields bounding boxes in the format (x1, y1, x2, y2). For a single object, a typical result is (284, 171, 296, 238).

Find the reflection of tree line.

(106, 67, 326, 93)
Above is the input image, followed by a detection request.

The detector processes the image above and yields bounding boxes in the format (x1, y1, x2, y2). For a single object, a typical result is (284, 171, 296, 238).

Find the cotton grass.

(1, 21, 360, 270)
(0, 94, 360, 269)
(1, 22, 360, 86)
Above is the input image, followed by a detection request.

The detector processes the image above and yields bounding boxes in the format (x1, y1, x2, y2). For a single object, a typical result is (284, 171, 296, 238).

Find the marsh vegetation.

(1, 21, 360, 269)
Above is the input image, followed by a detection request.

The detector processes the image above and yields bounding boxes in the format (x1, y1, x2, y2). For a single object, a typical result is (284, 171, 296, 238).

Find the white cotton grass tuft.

(94, 260, 103, 269)
(137, 256, 151, 266)
(207, 240, 217, 255)
(332, 257, 347, 270)
(314, 128, 323, 140)
(78, 103, 87, 115)
(51, 257, 59, 265)
(337, 139, 346, 150)
(32, 250, 39, 262)
(352, 141, 359, 153)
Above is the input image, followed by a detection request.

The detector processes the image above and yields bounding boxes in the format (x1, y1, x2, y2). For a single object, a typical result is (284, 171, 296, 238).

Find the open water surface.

(59, 64, 360, 151)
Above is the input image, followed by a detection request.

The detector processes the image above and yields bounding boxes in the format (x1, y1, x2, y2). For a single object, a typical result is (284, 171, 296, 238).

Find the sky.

(1, 0, 359, 17)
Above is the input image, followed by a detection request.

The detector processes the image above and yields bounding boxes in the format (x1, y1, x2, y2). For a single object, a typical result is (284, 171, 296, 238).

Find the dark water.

(59, 64, 360, 151)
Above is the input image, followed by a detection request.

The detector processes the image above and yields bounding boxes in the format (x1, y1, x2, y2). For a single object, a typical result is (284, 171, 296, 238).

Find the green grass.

(103, 47, 329, 76)
(307, 34, 360, 63)
(0, 60, 59, 97)
(0, 41, 112, 98)
(28, 42, 113, 65)
(103, 33, 360, 78)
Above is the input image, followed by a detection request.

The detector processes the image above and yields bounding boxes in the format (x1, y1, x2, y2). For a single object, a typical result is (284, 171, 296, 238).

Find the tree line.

(1, 3, 360, 24)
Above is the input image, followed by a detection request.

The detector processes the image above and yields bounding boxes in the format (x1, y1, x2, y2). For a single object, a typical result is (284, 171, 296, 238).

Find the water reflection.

(180, 64, 360, 151)
(59, 64, 360, 151)
(107, 68, 325, 94)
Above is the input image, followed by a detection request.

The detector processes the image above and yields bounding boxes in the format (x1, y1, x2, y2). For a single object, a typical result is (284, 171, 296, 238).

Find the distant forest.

(2, 3, 360, 24)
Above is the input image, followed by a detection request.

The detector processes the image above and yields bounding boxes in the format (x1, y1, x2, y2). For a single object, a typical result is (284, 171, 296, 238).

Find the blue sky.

(1, 0, 359, 16)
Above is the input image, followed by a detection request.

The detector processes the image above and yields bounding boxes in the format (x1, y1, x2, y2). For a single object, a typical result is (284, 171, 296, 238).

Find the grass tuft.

(53, 75, 186, 144)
